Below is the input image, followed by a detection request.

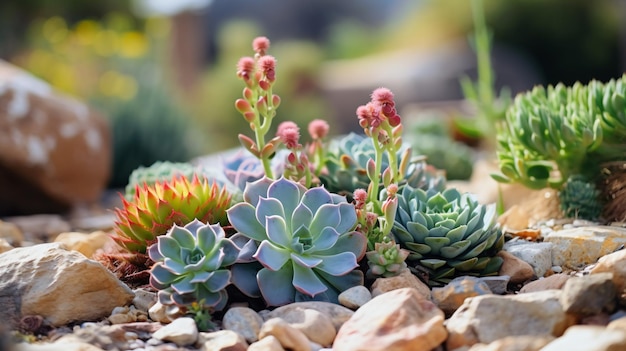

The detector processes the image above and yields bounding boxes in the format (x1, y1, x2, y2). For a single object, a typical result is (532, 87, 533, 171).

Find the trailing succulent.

(320, 133, 446, 199)
(124, 161, 198, 199)
(226, 177, 367, 306)
(113, 175, 232, 253)
(389, 185, 504, 287)
(148, 220, 239, 313)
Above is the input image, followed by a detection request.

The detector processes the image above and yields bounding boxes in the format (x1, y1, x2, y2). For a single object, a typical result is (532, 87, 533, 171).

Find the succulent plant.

(493, 82, 603, 189)
(389, 185, 504, 287)
(113, 175, 232, 254)
(320, 133, 446, 199)
(365, 236, 410, 278)
(558, 175, 603, 221)
(226, 177, 367, 306)
(148, 219, 239, 312)
(125, 161, 198, 199)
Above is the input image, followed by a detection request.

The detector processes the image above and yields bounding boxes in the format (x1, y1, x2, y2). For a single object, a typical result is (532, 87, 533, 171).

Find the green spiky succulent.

(320, 133, 446, 198)
(226, 177, 367, 306)
(148, 220, 239, 313)
(365, 236, 409, 278)
(390, 186, 504, 287)
(113, 175, 232, 254)
(125, 161, 197, 199)
(558, 175, 602, 221)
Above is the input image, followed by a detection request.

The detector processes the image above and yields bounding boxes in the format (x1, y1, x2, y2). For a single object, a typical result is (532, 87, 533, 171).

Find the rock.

(445, 290, 575, 350)
(520, 274, 571, 293)
(271, 308, 335, 347)
(591, 249, 626, 304)
(0, 243, 134, 328)
(153, 317, 198, 346)
(258, 318, 311, 351)
(266, 302, 354, 332)
(148, 302, 173, 324)
(497, 250, 535, 284)
(504, 240, 553, 277)
(132, 288, 157, 314)
(545, 226, 626, 269)
(370, 267, 431, 300)
(478, 276, 509, 295)
(0, 60, 111, 216)
(432, 276, 492, 316)
(333, 288, 447, 351)
(14, 340, 105, 351)
(467, 335, 554, 351)
(338, 285, 371, 309)
(0, 220, 22, 246)
(560, 273, 616, 315)
(608, 316, 626, 331)
(53, 231, 112, 258)
(248, 336, 285, 351)
(222, 307, 264, 343)
(198, 330, 248, 351)
(53, 323, 134, 350)
(0, 238, 13, 254)
(4, 214, 71, 243)
(541, 325, 626, 351)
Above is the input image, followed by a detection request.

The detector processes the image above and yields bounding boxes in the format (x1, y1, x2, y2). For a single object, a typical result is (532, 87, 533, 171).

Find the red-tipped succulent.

(112, 175, 232, 254)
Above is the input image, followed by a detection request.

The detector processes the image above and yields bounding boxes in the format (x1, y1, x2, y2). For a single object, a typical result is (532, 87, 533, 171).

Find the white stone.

(504, 240, 553, 277)
(338, 285, 371, 309)
(152, 317, 198, 346)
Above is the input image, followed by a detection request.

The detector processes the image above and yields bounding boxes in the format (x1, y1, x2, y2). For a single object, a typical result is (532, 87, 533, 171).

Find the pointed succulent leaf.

(203, 269, 231, 292)
(265, 215, 292, 248)
(228, 203, 267, 241)
(291, 253, 323, 268)
(267, 177, 305, 222)
(254, 240, 291, 271)
(309, 204, 341, 238)
(243, 177, 273, 206)
(292, 264, 328, 297)
(314, 252, 358, 275)
(256, 197, 286, 227)
(301, 187, 334, 212)
(258, 266, 296, 306)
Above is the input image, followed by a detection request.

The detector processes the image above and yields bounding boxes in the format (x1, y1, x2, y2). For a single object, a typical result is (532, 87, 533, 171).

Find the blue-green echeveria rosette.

(391, 186, 504, 286)
(227, 177, 367, 306)
(148, 219, 240, 312)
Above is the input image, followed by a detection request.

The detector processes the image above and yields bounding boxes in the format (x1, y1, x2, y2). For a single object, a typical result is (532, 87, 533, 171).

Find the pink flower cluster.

(236, 36, 276, 90)
(356, 87, 401, 134)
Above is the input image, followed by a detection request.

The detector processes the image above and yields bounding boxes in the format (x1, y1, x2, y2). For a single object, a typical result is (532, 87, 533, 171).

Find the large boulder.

(0, 60, 111, 215)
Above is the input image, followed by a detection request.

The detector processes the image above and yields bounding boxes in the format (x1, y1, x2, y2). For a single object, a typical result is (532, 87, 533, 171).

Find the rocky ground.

(2, 192, 626, 351)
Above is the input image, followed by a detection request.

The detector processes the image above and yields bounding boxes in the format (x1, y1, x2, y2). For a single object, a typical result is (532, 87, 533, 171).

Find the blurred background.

(2, 0, 625, 188)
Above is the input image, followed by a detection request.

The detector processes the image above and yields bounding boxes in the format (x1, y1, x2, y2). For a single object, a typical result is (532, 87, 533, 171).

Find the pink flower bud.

(236, 57, 255, 81)
(371, 87, 395, 105)
(272, 94, 281, 108)
(259, 80, 270, 91)
(388, 114, 401, 127)
(252, 36, 270, 56)
(243, 112, 255, 123)
(308, 119, 330, 139)
(243, 87, 254, 100)
(277, 121, 300, 149)
(235, 99, 252, 113)
(258, 55, 276, 82)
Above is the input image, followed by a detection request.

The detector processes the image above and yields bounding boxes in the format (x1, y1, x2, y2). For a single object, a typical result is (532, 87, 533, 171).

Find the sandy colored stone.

(371, 267, 431, 300)
(271, 308, 335, 347)
(333, 288, 447, 351)
(53, 231, 113, 258)
(259, 318, 310, 351)
(591, 249, 626, 304)
(198, 330, 248, 351)
(338, 285, 371, 309)
(520, 274, 570, 293)
(545, 226, 626, 269)
(446, 290, 575, 350)
(432, 276, 492, 316)
(248, 336, 285, 351)
(266, 302, 353, 332)
(153, 317, 198, 346)
(0, 220, 22, 245)
(0, 238, 13, 254)
(497, 250, 535, 284)
(541, 325, 626, 351)
(467, 335, 554, 351)
(0, 243, 134, 328)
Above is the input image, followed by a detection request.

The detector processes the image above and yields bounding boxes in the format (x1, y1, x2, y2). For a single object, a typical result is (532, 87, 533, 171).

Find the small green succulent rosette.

(227, 177, 367, 306)
(391, 186, 504, 286)
(148, 219, 240, 312)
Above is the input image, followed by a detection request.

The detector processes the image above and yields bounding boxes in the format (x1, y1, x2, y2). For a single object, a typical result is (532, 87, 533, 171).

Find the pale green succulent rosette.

(227, 177, 367, 306)
(148, 219, 240, 312)
(391, 186, 504, 287)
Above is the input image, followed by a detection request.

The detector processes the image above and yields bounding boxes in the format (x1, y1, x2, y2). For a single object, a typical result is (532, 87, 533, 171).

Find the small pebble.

(552, 266, 563, 273)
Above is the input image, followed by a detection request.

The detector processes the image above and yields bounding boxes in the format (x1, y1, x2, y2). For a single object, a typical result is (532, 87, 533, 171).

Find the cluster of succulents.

(149, 220, 240, 313)
(493, 75, 626, 220)
(390, 186, 503, 286)
(106, 35, 523, 322)
(124, 161, 198, 199)
(226, 177, 367, 306)
(320, 133, 447, 199)
(113, 175, 232, 253)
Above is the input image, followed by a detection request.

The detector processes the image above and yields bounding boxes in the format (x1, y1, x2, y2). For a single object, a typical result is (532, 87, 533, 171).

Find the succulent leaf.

(227, 177, 365, 306)
(148, 220, 239, 311)
(392, 186, 503, 287)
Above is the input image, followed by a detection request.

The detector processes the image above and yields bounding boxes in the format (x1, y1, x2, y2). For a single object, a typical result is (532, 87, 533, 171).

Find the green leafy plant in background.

(124, 161, 197, 199)
(453, 0, 510, 148)
(148, 220, 239, 320)
(226, 177, 367, 306)
(390, 186, 503, 286)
